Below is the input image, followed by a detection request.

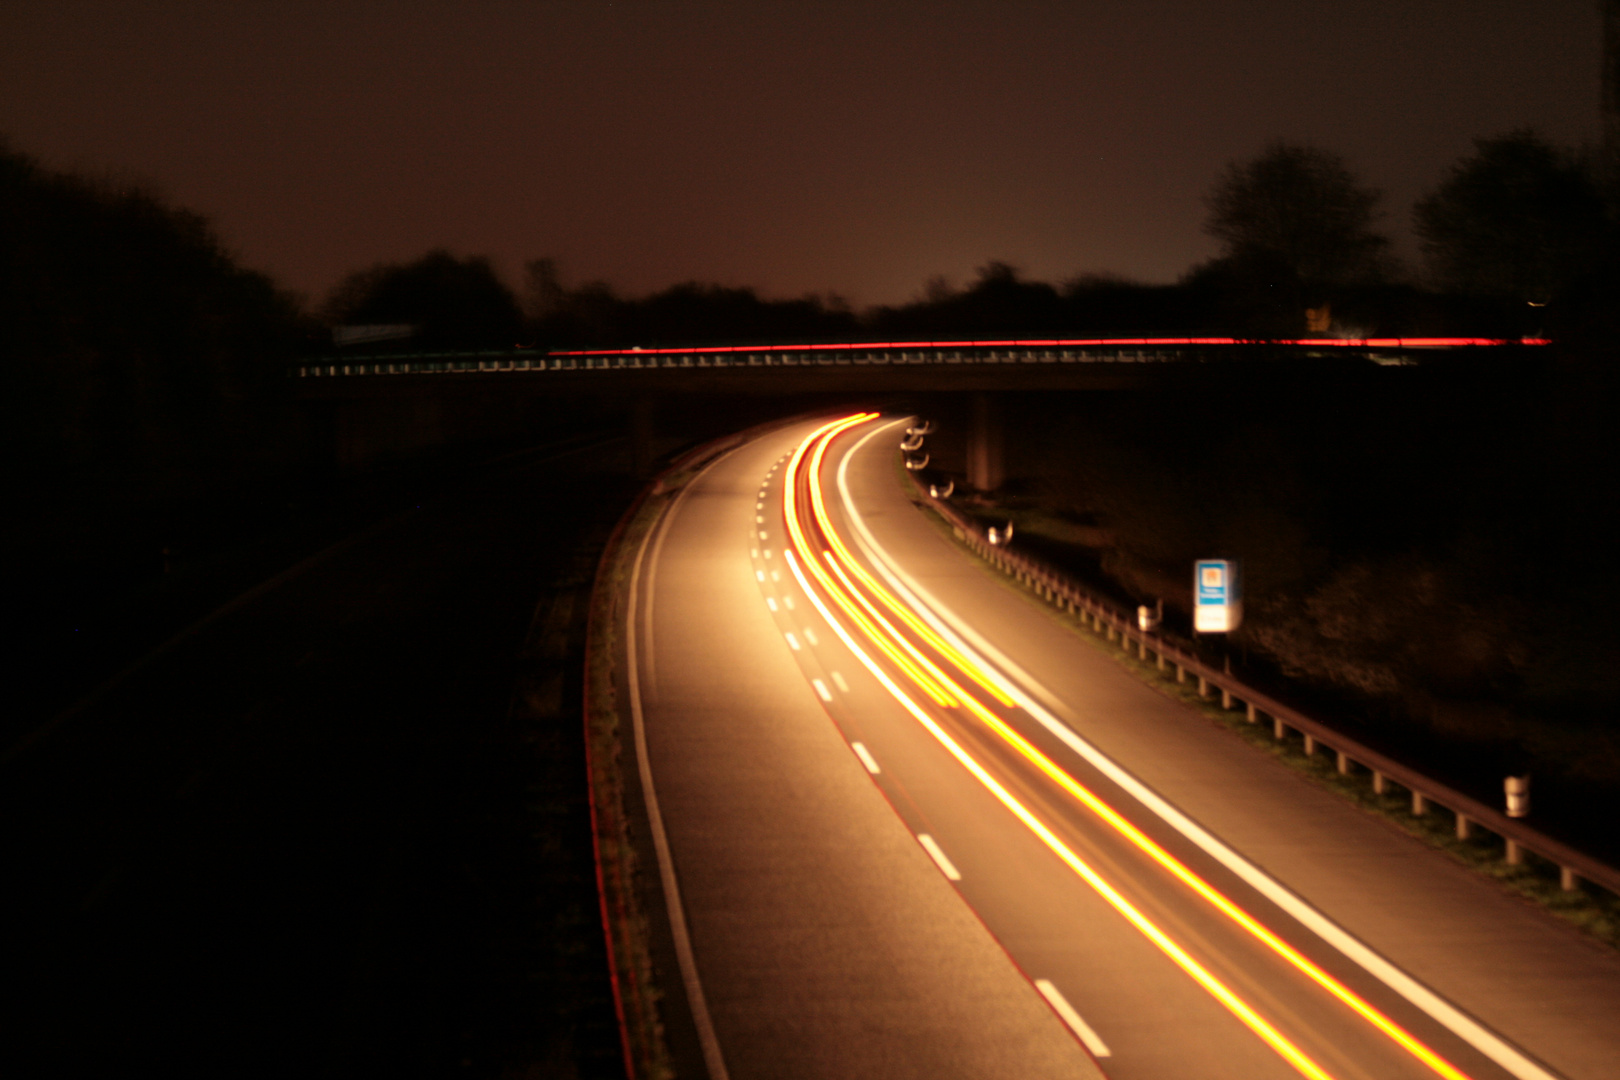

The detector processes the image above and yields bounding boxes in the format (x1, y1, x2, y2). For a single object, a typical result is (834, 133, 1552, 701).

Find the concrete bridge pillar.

(967, 392, 1003, 492)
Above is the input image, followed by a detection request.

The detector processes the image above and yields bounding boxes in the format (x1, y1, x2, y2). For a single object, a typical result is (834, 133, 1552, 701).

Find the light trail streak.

(780, 541, 1339, 1080)
(781, 414, 1479, 1080)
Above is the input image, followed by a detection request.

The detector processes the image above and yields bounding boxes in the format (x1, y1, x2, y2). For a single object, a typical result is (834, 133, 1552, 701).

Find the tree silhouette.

(1415, 131, 1606, 307)
(1203, 142, 1391, 331)
(323, 250, 523, 350)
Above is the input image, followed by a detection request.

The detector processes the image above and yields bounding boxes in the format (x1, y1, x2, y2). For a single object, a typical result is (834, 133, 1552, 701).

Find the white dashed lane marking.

(917, 834, 962, 881)
(1035, 979, 1112, 1058)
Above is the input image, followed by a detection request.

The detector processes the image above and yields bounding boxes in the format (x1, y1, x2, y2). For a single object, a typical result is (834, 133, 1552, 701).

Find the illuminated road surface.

(629, 416, 1620, 1080)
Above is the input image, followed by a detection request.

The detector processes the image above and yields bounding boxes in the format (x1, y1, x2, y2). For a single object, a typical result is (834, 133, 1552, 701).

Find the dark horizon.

(2, 1, 1603, 307)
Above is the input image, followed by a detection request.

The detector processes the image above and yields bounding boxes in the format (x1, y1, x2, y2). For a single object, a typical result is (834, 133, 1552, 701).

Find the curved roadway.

(628, 414, 1620, 1080)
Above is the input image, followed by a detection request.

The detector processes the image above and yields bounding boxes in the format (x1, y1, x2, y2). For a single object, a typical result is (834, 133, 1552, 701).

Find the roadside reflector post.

(1504, 775, 1530, 819)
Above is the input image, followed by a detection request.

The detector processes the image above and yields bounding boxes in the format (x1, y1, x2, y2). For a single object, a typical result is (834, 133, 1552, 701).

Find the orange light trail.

(780, 413, 1478, 1080)
(779, 548, 1338, 1080)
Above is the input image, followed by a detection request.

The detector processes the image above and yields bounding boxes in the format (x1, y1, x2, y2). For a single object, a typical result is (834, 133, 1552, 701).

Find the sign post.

(1194, 559, 1242, 633)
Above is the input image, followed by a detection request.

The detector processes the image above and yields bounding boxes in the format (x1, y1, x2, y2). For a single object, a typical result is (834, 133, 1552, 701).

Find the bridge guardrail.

(291, 344, 1200, 378)
(911, 473, 1620, 903)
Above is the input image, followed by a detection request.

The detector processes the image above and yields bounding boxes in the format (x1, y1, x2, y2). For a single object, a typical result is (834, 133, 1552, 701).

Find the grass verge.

(584, 484, 680, 1080)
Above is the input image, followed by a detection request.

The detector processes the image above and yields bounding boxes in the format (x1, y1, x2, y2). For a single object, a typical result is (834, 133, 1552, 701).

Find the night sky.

(2, 1, 1602, 307)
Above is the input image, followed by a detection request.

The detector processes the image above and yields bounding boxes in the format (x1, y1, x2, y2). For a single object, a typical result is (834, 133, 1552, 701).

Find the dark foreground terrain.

(3, 441, 634, 1079)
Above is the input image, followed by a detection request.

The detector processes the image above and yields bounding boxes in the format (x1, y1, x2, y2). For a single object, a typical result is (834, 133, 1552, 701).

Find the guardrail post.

(1245, 702, 1257, 723)
(1456, 813, 1471, 841)
(1156, 650, 1166, 671)
(1176, 664, 1186, 684)
(1303, 734, 1316, 756)
(1336, 751, 1350, 775)
(1413, 791, 1428, 816)
(1221, 685, 1232, 709)
(1273, 715, 1285, 740)
(1561, 866, 1580, 891)
(1373, 771, 1386, 795)
(1505, 839, 1522, 866)
(1197, 673, 1209, 698)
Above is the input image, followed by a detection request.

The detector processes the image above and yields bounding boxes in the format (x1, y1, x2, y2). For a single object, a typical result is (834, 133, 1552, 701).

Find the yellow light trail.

(783, 414, 1477, 1080)
(780, 541, 1338, 1080)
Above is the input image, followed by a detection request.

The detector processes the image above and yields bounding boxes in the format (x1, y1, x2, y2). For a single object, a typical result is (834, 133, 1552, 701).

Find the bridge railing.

(291, 344, 1210, 377)
(911, 473, 1620, 904)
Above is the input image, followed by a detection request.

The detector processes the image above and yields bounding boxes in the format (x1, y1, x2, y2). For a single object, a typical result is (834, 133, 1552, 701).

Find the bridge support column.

(631, 396, 657, 477)
(967, 393, 1003, 493)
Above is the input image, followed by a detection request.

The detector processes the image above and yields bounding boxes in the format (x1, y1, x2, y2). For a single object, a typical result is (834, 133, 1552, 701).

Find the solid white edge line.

(1034, 979, 1112, 1058)
(628, 448, 746, 1080)
(812, 678, 832, 701)
(837, 418, 1563, 1080)
(917, 833, 963, 880)
(851, 741, 882, 774)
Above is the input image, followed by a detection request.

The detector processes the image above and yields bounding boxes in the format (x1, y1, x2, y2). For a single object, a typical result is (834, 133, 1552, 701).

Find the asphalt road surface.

(630, 414, 1620, 1080)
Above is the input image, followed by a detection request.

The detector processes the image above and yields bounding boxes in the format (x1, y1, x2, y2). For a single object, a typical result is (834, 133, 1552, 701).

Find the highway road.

(628, 414, 1620, 1080)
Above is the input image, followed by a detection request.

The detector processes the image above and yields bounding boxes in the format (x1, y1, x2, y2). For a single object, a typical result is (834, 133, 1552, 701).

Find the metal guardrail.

(915, 478, 1620, 901)
(291, 345, 1197, 378)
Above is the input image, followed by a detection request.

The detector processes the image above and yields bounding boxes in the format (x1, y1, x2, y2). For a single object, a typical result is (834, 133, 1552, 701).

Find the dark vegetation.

(5, 451, 632, 1079)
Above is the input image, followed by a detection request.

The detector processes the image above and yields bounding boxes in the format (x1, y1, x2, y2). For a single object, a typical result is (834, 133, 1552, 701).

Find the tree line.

(322, 131, 1617, 351)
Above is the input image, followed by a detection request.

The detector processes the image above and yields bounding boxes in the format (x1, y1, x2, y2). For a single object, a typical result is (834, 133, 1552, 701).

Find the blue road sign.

(1194, 559, 1242, 633)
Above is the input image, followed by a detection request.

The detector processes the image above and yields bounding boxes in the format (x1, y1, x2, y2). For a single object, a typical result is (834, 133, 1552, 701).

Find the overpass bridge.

(290, 336, 1540, 484)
